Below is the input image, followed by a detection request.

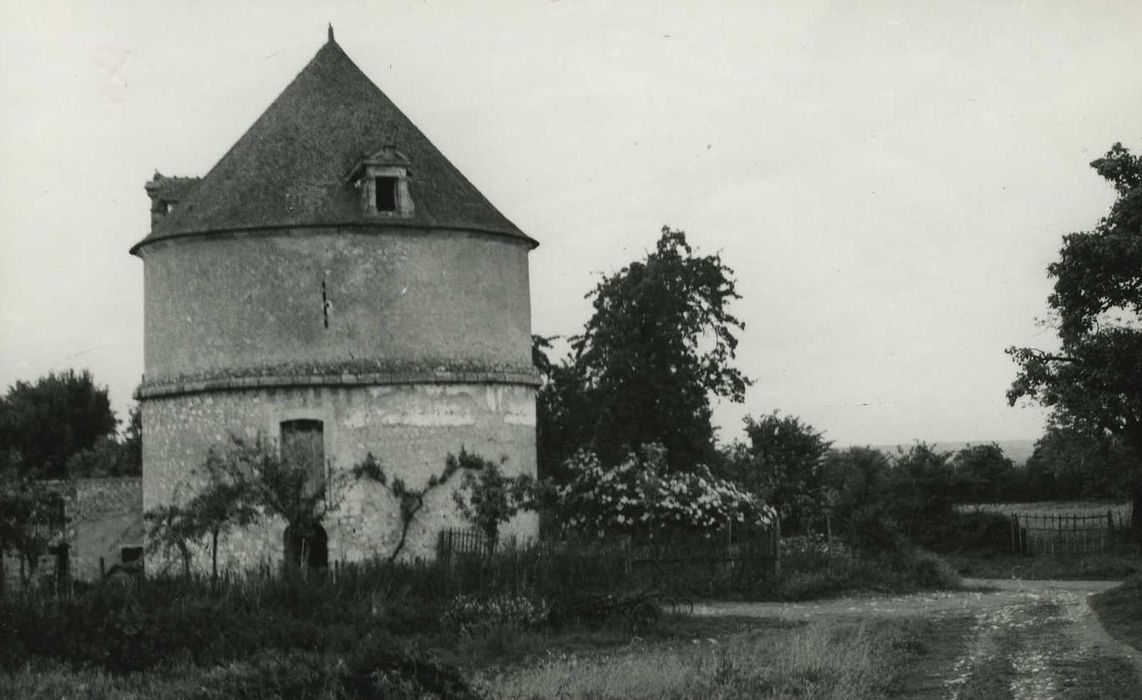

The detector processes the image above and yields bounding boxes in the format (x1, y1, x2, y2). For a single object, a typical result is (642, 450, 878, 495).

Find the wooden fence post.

(773, 518, 781, 577)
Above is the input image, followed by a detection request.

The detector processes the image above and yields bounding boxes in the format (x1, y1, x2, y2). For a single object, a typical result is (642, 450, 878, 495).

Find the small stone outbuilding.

(1, 477, 143, 590)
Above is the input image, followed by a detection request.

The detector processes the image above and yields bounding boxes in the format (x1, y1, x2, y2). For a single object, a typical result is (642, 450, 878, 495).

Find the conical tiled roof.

(132, 36, 532, 253)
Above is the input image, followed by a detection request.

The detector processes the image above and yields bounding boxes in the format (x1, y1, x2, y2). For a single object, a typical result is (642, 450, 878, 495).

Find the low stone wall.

(70, 477, 143, 580)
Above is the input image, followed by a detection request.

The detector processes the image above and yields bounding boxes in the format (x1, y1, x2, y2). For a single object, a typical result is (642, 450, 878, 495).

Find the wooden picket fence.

(1010, 510, 1131, 555)
(437, 526, 780, 596)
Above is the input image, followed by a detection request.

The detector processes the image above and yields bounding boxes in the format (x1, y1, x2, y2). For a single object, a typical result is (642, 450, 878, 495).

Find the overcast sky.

(2, 1, 1140, 447)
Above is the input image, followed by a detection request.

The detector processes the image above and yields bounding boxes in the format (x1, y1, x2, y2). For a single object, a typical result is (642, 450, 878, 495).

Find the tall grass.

(480, 620, 908, 699)
(0, 549, 660, 674)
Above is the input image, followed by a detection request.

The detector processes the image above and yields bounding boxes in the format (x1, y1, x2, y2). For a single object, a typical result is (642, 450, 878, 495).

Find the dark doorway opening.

(284, 524, 328, 571)
(279, 420, 328, 572)
(51, 543, 69, 581)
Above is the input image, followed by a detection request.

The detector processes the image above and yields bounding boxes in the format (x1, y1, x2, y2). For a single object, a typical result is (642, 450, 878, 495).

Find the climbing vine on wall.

(352, 452, 467, 563)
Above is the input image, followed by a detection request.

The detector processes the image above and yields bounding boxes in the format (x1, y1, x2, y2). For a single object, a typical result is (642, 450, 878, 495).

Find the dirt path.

(693, 579, 1142, 698)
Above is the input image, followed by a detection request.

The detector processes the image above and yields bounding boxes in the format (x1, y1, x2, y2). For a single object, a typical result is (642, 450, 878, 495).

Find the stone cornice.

(130, 221, 538, 256)
(136, 368, 541, 400)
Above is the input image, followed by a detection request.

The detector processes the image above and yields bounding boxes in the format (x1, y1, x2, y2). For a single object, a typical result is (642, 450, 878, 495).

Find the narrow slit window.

(375, 176, 398, 212)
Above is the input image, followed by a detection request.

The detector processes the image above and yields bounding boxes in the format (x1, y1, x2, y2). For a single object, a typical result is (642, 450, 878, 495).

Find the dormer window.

(347, 146, 413, 218)
(143, 172, 202, 231)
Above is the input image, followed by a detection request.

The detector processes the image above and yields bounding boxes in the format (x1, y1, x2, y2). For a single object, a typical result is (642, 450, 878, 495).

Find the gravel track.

(693, 579, 1142, 698)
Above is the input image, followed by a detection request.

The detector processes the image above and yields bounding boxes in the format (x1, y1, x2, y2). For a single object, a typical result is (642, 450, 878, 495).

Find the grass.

(0, 616, 795, 699)
(1092, 575, 1142, 653)
(477, 618, 931, 699)
(0, 655, 347, 700)
(957, 500, 1130, 519)
(0, 543, 965, 697)
(440, 613, 790, 674)
(947, 552, 1139, 581)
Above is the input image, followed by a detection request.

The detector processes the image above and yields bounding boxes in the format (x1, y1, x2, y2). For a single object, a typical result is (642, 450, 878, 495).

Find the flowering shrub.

(779, 534, 855, 568)
(440, 593, 550, 636)
(554, 444, 776, 537)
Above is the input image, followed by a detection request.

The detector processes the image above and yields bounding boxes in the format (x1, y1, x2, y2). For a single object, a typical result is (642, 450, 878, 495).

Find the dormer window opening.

(375, 176, 398, 212)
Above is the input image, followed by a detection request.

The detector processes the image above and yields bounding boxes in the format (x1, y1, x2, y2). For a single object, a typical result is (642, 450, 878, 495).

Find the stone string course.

(138, 369, 541, 400)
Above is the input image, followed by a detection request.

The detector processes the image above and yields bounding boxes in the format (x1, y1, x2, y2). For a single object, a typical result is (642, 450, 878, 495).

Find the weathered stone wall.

(142, 383, 537, 576)
(139, 228, 533, 382)
(70, 477, 143, 581)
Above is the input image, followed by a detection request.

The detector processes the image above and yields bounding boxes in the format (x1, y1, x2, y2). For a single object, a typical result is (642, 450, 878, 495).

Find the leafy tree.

(452, 452, 534, 552)
(219, 435, 347, 569)
(144, 447, 260, 583)
(0, 471, 66, 587)
(187, 450, 260, 584)
(534, 335, 593, 484)
(1020, 424, 1130, 501)
(1007, 143, 1142, 532)
(122, 403, 143, 475)
(820, 447, 897, 551)
(0, 370, 117, 479)
(144, 502, 197, 577)
(952, 444, 1016, 504)
(547, 226, 749, 472)
(821, 447, 892, 517)
(727, 412, 833, 532)
(146, 435, 348, 577)
(885, 443, 959, 539)
(65, 436, 136, 478)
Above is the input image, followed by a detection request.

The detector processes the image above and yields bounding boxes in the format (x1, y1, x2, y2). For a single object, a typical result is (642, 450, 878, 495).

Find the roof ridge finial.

(328, 23, 335, 44)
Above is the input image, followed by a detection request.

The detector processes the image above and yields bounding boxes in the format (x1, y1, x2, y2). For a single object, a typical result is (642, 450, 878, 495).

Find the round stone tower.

(132, 32, 538, 572)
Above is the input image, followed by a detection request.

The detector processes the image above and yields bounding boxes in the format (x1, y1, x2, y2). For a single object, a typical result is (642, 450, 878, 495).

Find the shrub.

(451, 451, 535, 552)
(188, 650, 342, 699)
(775, 534, 959, 600)
(897, 548, 960, 589)
(440, 593, 550, 636)
(779, 534, 855, 566)
(0, 565, 446, 672)
(922, 511, 1013, 553)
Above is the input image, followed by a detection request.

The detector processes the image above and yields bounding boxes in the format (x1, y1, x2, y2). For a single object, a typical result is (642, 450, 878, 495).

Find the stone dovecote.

(131, 32, 539, 574)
